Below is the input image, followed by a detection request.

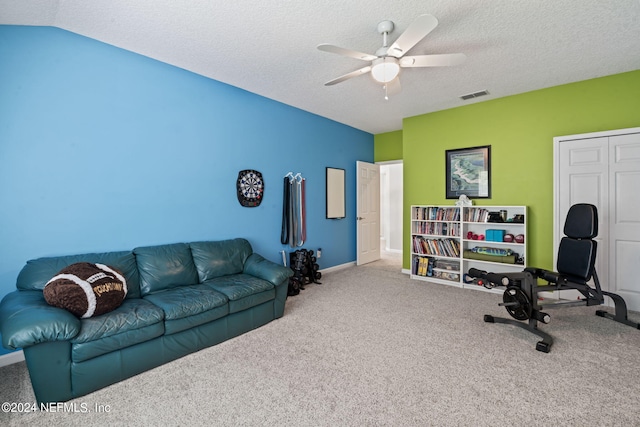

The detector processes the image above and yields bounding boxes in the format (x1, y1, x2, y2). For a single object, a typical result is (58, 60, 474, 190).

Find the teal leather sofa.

(0, 238, 292, 403)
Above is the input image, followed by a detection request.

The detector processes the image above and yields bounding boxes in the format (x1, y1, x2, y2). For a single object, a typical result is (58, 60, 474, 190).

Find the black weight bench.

(467, 203, 639, 353)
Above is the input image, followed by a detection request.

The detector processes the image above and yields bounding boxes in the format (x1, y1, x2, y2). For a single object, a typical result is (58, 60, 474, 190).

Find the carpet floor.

(1, 252, 640, 426)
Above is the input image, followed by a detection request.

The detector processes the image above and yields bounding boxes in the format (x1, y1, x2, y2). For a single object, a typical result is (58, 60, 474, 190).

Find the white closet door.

(608, 133, 640, 308)
(557, 137, 609, 294)
(555, 128, 640, 310)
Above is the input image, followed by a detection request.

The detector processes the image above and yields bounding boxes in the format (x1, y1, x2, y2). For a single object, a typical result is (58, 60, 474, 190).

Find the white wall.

(380, 162, 403, 252)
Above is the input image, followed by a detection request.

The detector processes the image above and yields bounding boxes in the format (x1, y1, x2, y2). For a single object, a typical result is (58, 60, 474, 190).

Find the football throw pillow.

(43, 262, 128, 318)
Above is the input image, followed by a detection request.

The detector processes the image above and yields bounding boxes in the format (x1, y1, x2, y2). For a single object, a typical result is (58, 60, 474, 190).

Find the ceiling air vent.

(460, 90, 489, 101)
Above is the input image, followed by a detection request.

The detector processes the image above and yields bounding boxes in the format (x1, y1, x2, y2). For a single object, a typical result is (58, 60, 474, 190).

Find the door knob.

(357, 217, 364, 220)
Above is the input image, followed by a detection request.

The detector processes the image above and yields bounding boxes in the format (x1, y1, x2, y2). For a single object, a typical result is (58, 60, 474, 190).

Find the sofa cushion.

(143, 284, 229, 334)
(17, 251, 142, 299)
(43, 263, 127, 318)
(70, 298, 164, 362)
(134, 243, 199, 295)
(204, 274, 275, 313)
(190, 239, 253, 282)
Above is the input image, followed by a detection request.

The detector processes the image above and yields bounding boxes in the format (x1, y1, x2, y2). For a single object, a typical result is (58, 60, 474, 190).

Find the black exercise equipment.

(468, 203, 639, 353)
(287, 249, 322, 296)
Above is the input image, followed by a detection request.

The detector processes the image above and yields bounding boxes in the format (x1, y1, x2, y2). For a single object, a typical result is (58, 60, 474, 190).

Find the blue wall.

(0, 26, 373, 355)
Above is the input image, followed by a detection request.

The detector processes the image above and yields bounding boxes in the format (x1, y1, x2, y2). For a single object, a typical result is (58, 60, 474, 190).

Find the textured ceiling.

(2, 0, 639, 134)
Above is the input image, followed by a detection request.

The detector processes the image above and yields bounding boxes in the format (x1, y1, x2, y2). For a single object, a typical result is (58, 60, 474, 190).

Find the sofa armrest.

(0, 290, 81, 350)
(243, 253, 293, 287)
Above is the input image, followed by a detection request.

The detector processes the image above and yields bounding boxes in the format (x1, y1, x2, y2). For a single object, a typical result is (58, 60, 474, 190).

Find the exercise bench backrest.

(556, 204, 598, 283)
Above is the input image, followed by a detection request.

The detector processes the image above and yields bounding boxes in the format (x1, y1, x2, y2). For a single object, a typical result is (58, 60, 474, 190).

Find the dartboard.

(236, 169, 264, 207)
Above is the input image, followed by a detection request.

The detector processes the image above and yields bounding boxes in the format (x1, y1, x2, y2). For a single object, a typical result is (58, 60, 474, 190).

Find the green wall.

(374, 130, 403, 161)
(385, 70, 640, 271)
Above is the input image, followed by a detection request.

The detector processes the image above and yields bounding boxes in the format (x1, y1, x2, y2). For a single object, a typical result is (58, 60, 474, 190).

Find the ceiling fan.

(317, 14, 466, 99)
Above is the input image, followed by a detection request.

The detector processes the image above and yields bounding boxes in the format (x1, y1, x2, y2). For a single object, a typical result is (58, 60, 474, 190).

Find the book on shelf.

(413, 256, 435, 277)
(464, 208, 489, 223)
(414, 207, 460, 222)
(412, 221, 460, 236)
(413, 256, 423, 276)
(412, 236, 460, 258)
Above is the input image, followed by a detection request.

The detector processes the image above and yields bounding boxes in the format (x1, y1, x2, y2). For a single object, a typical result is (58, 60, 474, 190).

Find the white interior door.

(356, 161, 380, 265)
(608, 133, 640, 309)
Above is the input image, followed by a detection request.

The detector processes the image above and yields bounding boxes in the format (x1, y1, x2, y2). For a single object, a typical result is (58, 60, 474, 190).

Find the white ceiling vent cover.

(460, 90, 489, 100)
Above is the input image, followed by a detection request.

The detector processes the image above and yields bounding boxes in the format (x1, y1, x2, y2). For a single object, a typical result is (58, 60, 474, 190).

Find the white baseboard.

(320, 261, 356, 274)
(402, 268, 411, 275)
(0, 350, 24, 367)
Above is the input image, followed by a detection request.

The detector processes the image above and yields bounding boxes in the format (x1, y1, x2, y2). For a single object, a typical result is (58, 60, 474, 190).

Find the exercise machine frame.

(467, 267, 639, 353)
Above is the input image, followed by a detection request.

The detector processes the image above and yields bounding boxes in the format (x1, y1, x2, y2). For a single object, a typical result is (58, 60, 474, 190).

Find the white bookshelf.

(410, 205, 527, 291)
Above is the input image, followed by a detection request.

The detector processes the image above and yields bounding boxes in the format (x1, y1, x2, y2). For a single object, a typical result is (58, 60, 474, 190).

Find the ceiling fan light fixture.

(371, 57, 400, 83)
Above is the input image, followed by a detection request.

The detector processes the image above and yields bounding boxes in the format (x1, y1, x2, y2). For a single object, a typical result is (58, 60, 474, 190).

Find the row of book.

(412, 236, 461, 258)
(463, 208, 490, 222)
(412, 221, 460, 236)
(413, 256, 435, 276)
(413, 207, 460, 222)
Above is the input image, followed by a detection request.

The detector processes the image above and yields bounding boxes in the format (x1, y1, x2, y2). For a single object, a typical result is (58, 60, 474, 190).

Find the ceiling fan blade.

(400, 53, 466, 68)
(387, 14, 439, 58)
(317, 44, 378, 61)
(324, 66, 372, 86)
(384, 77, 402, 97)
